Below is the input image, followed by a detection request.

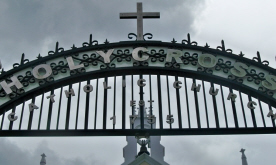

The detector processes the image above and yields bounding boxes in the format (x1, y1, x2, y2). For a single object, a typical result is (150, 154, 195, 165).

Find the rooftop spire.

(240, 148, 248, 165)
(137, 140, 150, 157)
(40, 153, 46, 165)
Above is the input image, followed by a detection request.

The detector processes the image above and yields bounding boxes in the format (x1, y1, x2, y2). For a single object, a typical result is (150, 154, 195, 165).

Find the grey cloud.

(0, 138, 106, 165)
(0, 0, 206, 71)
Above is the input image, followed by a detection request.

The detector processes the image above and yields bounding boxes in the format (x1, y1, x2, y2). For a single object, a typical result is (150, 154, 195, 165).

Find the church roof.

(128, 153, 162, 165)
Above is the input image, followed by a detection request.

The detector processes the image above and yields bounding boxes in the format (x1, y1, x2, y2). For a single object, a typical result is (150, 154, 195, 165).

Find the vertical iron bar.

(94, 79, 99, 129)
(157, 75, 163, 129)
(19, 101, 25, 130)
(258, 98, 266, 127)
(38, 93, 45, 130)
(139, 74, 144, 129)
(202, 81, 209, 128)
(239, 91, 247, 128)
(0, 110, 5, 130)
(75, 82, 81, 129)
(9, 105, 16, 130)
(103, 77, 108, 129)
(211, 83, 220, 128)
(229, 88, 239, 128)
(85, 80, 90, 130)
(149, 75, 153, 129)
(113, 76, 116, 129)
(131, 75, 134, 129)
(268, 104, 275, 127)
(192, 79, 201, 128)
(184, 77, 191, 128)
(166, 75, 172, 129)
(56, 87, 63, 130)
(46, 90, 54, 130)
(65, 85, 72, 130)
(248, 95, 257, 128)
(220, 85, 228, 128)
(175, 76, 182, 129)
(122, 75, 126, 129)
(28, 96, 36, 130)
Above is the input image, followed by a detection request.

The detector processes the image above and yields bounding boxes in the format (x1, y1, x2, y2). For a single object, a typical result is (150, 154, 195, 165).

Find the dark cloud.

(0, 138, 106, 165)
(0, 0, 206, 71)
(1, 0, 276, 165)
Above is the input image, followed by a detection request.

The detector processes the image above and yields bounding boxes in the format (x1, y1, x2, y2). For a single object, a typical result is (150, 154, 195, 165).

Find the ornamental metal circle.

(0, 33, 275, 137)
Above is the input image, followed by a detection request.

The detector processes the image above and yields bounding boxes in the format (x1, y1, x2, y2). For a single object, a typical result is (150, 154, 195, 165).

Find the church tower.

(40, 153, 46, 165)
(240, 148, 248, 165)
(122, 106, 169, 165)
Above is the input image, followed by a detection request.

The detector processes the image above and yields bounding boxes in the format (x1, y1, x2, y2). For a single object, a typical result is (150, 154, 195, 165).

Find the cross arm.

(142, 12, 160, 18)
(120, 13, 138, 19)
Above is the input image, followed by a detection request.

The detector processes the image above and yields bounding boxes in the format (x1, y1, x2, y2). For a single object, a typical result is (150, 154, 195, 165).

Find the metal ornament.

(83, 84, 93, 93)
(137, 79, 146, 87)
(132, 47, 149, 61)
(120, 2, 160, 40)
(209, 87, 219, 96)
(247, 101, 257, 110)
(230, 62, 249, 78)
(147, 115, 156, 124)
(66, 56, 84, 70)
(32, 64, 52, 79)
(191, 83, 201, 92)
(198, 54, 217, 68)
(166, 115, 174, 124)
(96, 49, 114, 63)
(65, 89, 75, 98)
(8, 112, 18, 121)
(46, 94, 56, 103)
(227, 93, 237, 102)
(29, 103, 39, 112)
(173, 81, 182, 89)
(0, 76, 23, 95)
(166, 49, 183, 63)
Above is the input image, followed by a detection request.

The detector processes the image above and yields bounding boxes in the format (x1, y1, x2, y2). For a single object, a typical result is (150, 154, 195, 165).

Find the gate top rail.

(0, 34, 275, 113)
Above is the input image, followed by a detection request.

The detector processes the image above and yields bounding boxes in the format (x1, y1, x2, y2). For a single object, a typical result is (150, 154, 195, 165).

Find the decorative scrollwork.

(0, 88, 6, 97)
(197, 67, 213, 74)
(110, 49, 132, 63)
(258, 87, 274, 96)
(165, 61, 180, 68)
(48, 42, 64, 55)
(13, 54, 29, 68)
(38, 76, 54, 86)
(252, 51, 269, 66)
(182, 52, 198, 66)
(246, 69, 265, 85)
(228, 75, 243, 83)
(82, 34, 98, 47)
(8, 88, 25, 99)
(100, 63, 116, 69)
(51, 61, 68, 75)
(143, 33, 153, 40)
(217, 40, 232, 53)
(182, 33, 197, 45)
(149, 49, 166, 63)
(128, 33, 137, 40)
(215, 59, 233, 73)
(17, 71, 36, 87)
(70, 68, 86, 76)
(133, 61, 149, 67)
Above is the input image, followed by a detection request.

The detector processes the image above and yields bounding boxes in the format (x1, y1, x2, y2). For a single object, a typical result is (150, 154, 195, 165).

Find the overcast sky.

(0, 0, 276, 165)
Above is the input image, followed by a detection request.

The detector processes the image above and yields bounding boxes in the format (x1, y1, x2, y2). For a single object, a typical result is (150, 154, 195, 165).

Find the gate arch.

(0, 34, 275, 136)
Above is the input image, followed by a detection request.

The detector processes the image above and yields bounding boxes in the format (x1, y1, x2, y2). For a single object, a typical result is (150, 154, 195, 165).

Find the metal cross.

(120, 2, 160, 40)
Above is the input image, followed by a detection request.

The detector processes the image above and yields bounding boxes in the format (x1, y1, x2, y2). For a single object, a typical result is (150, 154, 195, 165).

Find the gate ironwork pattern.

(0, 34, 275, 136)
